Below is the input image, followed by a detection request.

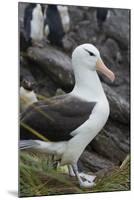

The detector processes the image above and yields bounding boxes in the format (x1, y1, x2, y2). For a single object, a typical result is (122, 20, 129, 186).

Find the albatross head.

(72, 44, 115, 82)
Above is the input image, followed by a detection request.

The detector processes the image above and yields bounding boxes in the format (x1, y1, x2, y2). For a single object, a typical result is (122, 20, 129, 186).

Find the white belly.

(30, 4, 44, 41)
(57, 6, 70, 33)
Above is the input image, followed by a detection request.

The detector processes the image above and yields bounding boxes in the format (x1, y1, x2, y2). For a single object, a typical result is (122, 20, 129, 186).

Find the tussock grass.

(19, 151, 130, 197)
(91, 155, 130, 192)
(19, 151, 83, 197)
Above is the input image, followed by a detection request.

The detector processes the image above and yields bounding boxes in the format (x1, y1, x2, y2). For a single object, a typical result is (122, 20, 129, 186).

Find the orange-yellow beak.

(96, 58, 115, 82)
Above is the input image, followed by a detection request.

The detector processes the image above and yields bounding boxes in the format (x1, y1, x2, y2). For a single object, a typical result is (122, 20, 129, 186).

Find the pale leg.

(68, 164, 96, 182)
(68, 165, 76, 176)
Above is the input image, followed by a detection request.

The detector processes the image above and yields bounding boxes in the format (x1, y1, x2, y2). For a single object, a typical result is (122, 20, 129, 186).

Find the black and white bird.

(57, 5, 70, 33)
(23, 3, 44, 48)
(20, 62, 36, 91)
(20, 86, 38, 112)
(20, 44, 115, 188)
(20, 60, 38, 112)
(44, 5, 70, 47)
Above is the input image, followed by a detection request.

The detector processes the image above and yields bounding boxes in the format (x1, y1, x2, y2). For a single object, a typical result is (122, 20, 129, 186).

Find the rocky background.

(19, 3, 130, 174)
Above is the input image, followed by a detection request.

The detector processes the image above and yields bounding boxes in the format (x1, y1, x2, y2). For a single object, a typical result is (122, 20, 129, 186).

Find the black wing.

(20, 94, 96, 142)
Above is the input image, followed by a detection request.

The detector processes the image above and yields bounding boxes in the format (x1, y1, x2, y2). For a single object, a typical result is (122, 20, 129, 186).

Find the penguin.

(20, 86, 38, 112)
(20, 57, 38, 112)
(22, 3, 44, 49)
(96, 8, 109, 30)
(20, 56, 36, 91)
(57, 5, 70, 33)
(44, 5, 70, 47)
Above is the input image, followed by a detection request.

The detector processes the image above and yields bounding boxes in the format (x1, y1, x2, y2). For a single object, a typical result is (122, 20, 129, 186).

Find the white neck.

(71, 64, 106, 102)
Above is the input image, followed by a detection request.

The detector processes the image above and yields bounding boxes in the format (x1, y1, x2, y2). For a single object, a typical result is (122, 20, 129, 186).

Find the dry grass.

(19, 151, 130, 197)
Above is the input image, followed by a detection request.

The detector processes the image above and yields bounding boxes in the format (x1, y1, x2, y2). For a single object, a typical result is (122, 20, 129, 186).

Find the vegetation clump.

(19, 151, 130, 197)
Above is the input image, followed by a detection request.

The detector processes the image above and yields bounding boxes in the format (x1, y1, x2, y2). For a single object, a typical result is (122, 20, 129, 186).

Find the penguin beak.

(96, 58, 115, 82)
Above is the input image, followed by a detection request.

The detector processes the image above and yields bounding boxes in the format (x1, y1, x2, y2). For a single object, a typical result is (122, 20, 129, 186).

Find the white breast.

(57, 6, 70, 33)
(30, 4, 44, 41)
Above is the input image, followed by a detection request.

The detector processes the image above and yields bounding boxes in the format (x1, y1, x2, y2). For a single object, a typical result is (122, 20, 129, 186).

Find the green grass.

(19, 151, 130, 197)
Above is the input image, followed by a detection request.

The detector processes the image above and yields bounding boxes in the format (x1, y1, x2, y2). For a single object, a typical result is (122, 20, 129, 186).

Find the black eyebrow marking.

(84, 48, 95, 56)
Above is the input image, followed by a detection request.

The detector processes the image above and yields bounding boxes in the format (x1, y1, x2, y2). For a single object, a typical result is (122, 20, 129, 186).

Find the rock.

(20, 56, 57, 98)
(99, 38, 122, 75)
(95, 166, 118, 179)
(104, 9, 130, 51)
(99, 39, 125, 86)
(78, 150, 115, 172)
(62, 33, 77, 52)
(98, 38, 130, 102)
(68, 6, 85, 29)
(26, 59, 58, 98)
(74, 20, 98, 44)
(90, 121, 130, 165)
(27, 45, 75, 92)
(103, 39, 122, 63)
(34, 77, 57, 98)
(103, 83, 130, 125)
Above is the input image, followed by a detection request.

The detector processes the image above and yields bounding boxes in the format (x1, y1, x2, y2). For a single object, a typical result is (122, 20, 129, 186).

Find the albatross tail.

(19, 140, 40, 150)
(19, 140, 67, 156)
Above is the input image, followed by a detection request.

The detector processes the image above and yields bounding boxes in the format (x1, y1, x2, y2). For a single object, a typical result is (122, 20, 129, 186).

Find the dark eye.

(84, 49, 95, 56)
(89, 52, 95, 56)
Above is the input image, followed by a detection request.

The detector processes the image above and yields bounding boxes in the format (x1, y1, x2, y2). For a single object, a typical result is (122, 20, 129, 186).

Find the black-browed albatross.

(20, 44, 115, 188)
